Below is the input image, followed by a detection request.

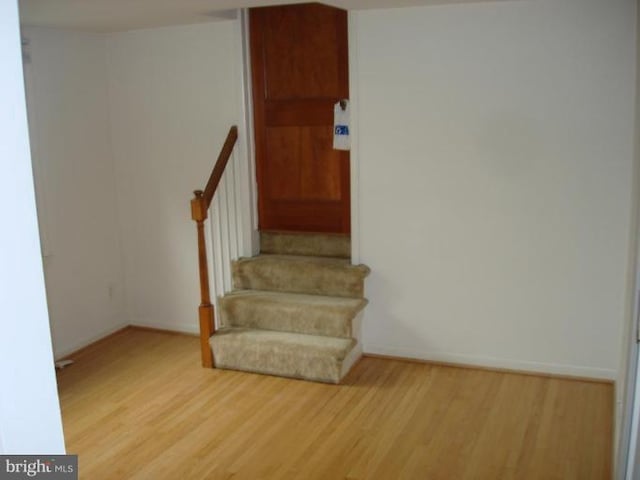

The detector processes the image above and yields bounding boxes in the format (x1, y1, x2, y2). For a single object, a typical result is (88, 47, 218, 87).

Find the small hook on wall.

(339, 99, 348, 111)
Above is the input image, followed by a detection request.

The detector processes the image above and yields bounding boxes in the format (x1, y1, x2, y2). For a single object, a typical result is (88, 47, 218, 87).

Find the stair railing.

(191, 125, 238, 367)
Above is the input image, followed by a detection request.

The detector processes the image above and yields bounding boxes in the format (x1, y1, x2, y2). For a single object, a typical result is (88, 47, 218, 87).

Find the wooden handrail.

(203, 125, 238, 208)
(191, 125, 238, 368)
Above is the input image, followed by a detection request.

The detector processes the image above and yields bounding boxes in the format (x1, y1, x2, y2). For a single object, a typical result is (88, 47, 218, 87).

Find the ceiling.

(19, 0, 497, 33)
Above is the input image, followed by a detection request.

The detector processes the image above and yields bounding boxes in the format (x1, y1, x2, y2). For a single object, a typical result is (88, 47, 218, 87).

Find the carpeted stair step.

(232, 255, 370, 298)
(260, 232, 351, 258)
(210, 327, 360, 384)
(219, 290, 367, 338)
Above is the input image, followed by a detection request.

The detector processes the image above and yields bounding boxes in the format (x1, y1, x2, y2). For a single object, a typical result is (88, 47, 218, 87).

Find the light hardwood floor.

(57, 328, 612, 479)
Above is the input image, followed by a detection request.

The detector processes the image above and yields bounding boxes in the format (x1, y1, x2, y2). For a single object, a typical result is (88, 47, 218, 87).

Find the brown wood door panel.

(260, 200, 346, 233)
(265, 99, 334, 126)
(262, 5, 347, 99)
(265, 126, 342, 201)
(251, 3, 350, 234)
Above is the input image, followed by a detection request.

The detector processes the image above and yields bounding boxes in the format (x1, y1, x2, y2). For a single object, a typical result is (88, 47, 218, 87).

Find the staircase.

(209, 232, 370, 384)
(189, 128, 368, 384)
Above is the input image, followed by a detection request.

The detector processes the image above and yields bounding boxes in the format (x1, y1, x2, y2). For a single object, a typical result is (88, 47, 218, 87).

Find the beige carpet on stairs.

(219, 290, 367, 338)
(211, 328, 358, 384)
(260, 231, 351, 258)
(232, 255, 369, 298)
(209, 232, 370, 384)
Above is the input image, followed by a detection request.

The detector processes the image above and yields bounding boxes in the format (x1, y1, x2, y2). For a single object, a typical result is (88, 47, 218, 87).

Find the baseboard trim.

(56, 324, 130, 361)
(129, 325, 198, 337)
(57, 324, 199, 362)
(56, 327, 614, 385)
(363, 346, 615, 384)
(54, 322, 130, 360)
(129, 320, 199, 336)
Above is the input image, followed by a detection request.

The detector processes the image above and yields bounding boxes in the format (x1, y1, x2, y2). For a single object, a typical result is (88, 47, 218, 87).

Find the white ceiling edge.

(18, 0, 508, 34)
(19, 1, 297, 33)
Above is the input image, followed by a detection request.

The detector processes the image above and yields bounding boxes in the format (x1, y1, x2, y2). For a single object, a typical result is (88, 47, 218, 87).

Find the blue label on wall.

(335, 125, 349, 136)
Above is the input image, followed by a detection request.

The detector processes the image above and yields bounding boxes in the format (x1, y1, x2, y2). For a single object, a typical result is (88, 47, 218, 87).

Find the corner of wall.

(103, 31, 132, 329)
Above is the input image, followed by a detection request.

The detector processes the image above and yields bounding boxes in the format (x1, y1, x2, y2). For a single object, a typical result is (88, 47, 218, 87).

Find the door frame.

(347, 10, 361, 264)
(239, 9, 261, 257)
(616, 3, 640, 476)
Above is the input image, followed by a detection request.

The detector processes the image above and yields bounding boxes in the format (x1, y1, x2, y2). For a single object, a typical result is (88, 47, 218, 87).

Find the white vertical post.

(238, 9, 260, 257)
(348, 11, 361, 264)
(0, 0, 65, 454)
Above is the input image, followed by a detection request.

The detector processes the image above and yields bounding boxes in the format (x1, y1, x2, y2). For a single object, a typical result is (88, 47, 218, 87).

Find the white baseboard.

(55, 326, 614, 381)
(54, 321, 129, 360)
(129, 319, 199, 336)
(364, 344, 616, 381)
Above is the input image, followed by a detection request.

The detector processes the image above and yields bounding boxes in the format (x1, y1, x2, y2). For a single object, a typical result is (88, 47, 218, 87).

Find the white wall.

(0, 0, 64, 453)
(23, 0, 636, 383)
(23, 27, 127, 357)
(353, 0, 637, 379)
(22, 19, 249, 351)
(107, 21, 246, 333)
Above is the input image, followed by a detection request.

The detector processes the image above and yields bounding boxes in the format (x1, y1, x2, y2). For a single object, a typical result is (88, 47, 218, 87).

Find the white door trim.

(348, 11, 361, 264)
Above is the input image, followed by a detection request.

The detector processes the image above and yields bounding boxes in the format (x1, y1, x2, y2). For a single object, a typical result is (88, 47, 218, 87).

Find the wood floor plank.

(57, 329, 613, 479)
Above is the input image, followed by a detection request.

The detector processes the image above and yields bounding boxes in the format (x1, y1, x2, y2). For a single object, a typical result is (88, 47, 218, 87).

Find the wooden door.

(250, 3, 350, 234)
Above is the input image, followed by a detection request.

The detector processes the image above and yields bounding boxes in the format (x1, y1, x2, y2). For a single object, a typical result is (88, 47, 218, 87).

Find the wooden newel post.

(191, 189, 214, 368)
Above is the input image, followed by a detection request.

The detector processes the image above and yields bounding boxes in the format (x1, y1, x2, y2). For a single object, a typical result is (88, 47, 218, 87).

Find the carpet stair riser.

(219, 291, 367, 338)
(210, 328, 362, 384)
(260, 232, 351, 258)
(232, 255, 370, 298)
